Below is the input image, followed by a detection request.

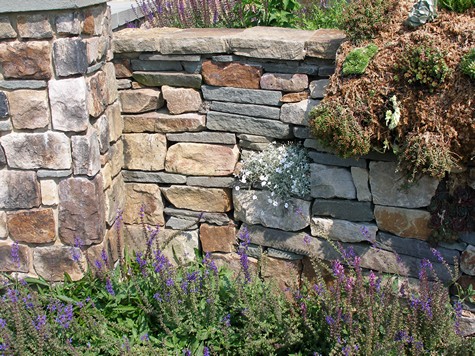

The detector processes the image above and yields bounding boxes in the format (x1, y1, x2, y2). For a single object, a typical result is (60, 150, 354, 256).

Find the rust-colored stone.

(113, 59, 133, 78)
(374, 205, 431, 240)
(0, 41, 52, 79)
(261, 256, 302, 292)
(162, 186, 232, 213)
(200, 223, 236, 253)
(280, 91, 309, 103)
(7, 209, 55, 244)
(123, 183, 165, 225)
(87, 70, 108, 118)
(202, 60, 262, 89)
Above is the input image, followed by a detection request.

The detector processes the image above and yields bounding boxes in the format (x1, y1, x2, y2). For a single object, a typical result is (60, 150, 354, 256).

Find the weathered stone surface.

(261, 256, 302, 291)
(202, 85, 282, 106)
(122, 170, 187, 184)
(93, 115, 110, 154)
(293, 126, 311, 139)
(40, 180, 58, 206)
(369, 162, 439, 208)
(0, 120, 12, 131)
(0, 16, 16, 39)
(87, 61, 103, 74)
(309, 151, 366, 168)
(461, 245, 475, 276)
(140, 54, 201, 61)
(306, 29, 346, 59)
(49, 77, 89, 132)
(107, 102, 123, 143)
(34, 246, 85, 281)
(377, 232, 459, 265)
(239, 141, 271, 151)
(318, 66, 335, 77)
(103, 62, 118, 105)
(200, 223, 236, 253)
(0, 41, 52, 79)
(166, 217, 198, 230)
(72, 130, 101, 176)
(0, 91, 8, 118)
(0, 211, 7, 238)
(114, 59, 133, 78)
(280, 91, 309, 103)
(439, 241, 467, 252)
(0, 243, 30, 273)
(280, 99, 319, 126)
(166, 132, 236, 145)
(0, 80, 47, 90)
(17, 14, 52, 39)
(124, 183, 164, 225)
(234, 189, 310, 231)
(134, 71, 202, 89)
(117, 79, 131, 89)
(207, 111, 291, 139)
(55, 12, 80, 35)
(161, 85, 202, 115)
(82, 6, 104, 36)
(304, 138, 336, 153)
(104, 175, 125, 226)
(53, 38, 88, 77)
(119, 88, 164, 114)
(311, 217, 377, 243)
(164, 207, 230, 225)
(159, 28, 241, 54)
(165, 143, 239, 176)
(85, 37, 101, 64)
(187, 176, 235, 188)
(58, 176, 105, 246)
(374, 205, 431, 240)
(8, 90, 49, 129)
(459, 313, 475, 337)
(351, 167, 372, 202)
(123, 133, 167, 171)
(209, 252, 258, 277)
(101, 162, 112, 190)
(87, 70, 108, 118)
(309, 79, 329, 99)
(230, 27, 313, 60)
(131, 59, 182, 72)
(0, 145, 5, 167)
(1, 132, 71, 170)
(260, 73, 308, 92)
(312, 199, 373, 221)
(310, 164, 356, 199)
(202, 60, 262, 89)
(7, 209, 55, 244)
(123, 111, 205, 133)
(113, 27, 180, 53)
(237, 134, 272, 143)
(37, 170, 72, 178)
(210, 101, 280, 120)
(110, 140, 124, 178)
(163, 186, 232, 212)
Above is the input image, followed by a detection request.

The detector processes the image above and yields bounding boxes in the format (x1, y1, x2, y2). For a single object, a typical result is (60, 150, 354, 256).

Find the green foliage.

(397, 132, 456, 182)
(341, 0, 399, 44)
(398, 41, 450, 92)
(342, 43, 379, 76)
(232, 0, 302, 28)
(309, 102, 371, 158)
(439, 0, 475, 12)
(297, 0, 348, 30)
(460, 48, 475, 80)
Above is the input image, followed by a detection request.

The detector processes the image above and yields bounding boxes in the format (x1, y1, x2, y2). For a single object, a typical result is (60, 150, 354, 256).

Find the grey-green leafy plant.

(342, 43, 379, 76)
(460, 48, 475, 80)
(439, 0, 475, 12)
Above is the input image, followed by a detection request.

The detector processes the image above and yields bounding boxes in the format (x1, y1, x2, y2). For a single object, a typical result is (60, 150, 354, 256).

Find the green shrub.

(342, 43, 379, 76)
(341, 0, 399, 44)
(232, 0, 302, 28)
(397, 41, 450, 92)
(298, 0, 348, 30)
(309, 102, 371, 158)
(460, 48, 475, 80)
(439, 0, 475, 12)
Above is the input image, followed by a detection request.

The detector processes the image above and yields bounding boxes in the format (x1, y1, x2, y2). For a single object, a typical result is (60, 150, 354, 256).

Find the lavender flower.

(11, 242, 20, 267)
(454, 300, 463, 335)
(166, 277, 174, 287)
(331, 260, 345, 280)
(71, 248, 82, 263)
(140, 333, 149, 342)
(105, 277, 115, 296)
(183, 349, 191, 356)
(0, 318, 6, 329)
(33, 315, 47, 331)
(101, 248, 108, 264)
(222, 313, 231, 327)
(430, 248, 444, 263)
(303, 234, 311, 245)
(55, 303, 73, 329)
(203, 346, 210, 356)
(325, 315, 335, 325)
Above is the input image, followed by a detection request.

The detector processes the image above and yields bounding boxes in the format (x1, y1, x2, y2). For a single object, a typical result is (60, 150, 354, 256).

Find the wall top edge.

(0, 0, 106, 14)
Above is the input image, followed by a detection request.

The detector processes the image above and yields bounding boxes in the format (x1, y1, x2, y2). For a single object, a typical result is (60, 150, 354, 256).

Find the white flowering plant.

(235, 142, 311, 205)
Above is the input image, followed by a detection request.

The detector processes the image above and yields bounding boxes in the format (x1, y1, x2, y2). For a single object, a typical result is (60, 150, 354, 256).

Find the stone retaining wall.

(112, 27, 475, 294)
(0, 0, 124, 281)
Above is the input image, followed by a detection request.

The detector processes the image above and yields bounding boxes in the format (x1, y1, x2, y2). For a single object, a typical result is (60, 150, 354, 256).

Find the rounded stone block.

(8, 90, 49, 129)
(7, 209, 56, 244)
(260, 73, 308, 92)
(165, 143, 239, 176)
(119, 88, 164, 114)
(161, 85, 202, 115)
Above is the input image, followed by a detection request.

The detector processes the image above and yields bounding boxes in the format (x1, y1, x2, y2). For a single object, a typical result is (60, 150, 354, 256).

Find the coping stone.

(0, 0, 106, 13)
(0, 80, 47, 90)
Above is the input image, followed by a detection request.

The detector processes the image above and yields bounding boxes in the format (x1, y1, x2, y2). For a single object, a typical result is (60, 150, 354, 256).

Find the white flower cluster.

(235, 142, 311, 206)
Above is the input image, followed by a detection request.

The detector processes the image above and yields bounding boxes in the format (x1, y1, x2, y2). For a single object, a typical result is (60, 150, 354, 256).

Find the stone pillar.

(0, 0, 122, 281)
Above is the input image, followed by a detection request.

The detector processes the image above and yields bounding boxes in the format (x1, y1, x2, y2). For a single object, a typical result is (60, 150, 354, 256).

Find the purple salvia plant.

(105, 277, 115, 296)
(10, 242, 20, 268)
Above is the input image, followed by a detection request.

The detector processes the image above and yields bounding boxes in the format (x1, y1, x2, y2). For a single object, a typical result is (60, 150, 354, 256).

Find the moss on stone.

(342, 43, 379, 76)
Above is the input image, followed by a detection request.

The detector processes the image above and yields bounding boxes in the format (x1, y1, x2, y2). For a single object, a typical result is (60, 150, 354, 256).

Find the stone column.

(0, 0, 122, 281)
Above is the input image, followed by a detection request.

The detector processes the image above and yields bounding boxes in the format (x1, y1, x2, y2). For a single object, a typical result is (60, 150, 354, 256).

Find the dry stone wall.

(0, 0, 123, 281)
(112, 27, 475, 295)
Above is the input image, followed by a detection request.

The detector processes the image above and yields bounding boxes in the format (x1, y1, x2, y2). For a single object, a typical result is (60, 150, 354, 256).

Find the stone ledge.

(0, 0, 106, 13)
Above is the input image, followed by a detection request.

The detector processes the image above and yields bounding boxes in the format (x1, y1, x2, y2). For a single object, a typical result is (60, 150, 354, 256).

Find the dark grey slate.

(211, 55, 237, 62)
(183, 61, 202, 74)
(0, 145, 6, 167)
(133, 71, 202, 89)
(309, 79, 329, 99)
(139, 54, 201, 61)
(131, 60, 182, 71)
(318, 66, 335, 77)
(164, 207, 230, 226)
(0, 92, 8, 118)
(312, 199, 374, 222)
(0, 80, 47, 89)
(268, 248, 303, 260)
(239, 141, 271, 151)
(439, 241, 468, 252)
(207, 111, 292, 139)
(166, 216, 198, 230)
(86, 61, 104, 74)
(376, 232, 459, 265)
(309, 151, 366, 168)
(166, 132, 236, 144)
(53, 38, 88, 77)
(210, 101, 281, 120)
(122, 170, 187, 184)
(37, 169, 72, 178)
(186, 176, 235, 188)
(293, 126, 311, 139)
(243, 59, 300, 74)
(202, 85, 282, 106)
(362, 150, 397, 162)
(460, 232, 475, 245)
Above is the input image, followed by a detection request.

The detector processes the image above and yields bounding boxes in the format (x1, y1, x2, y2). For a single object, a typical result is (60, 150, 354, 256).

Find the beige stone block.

(162, 85, 201, 114)
(8, 90, 49, 129)
(7, 209, 56, 244)
(123, 133, 167, 171)
(162, 186, 232, 213)
(40, 180, 58, 206)
(124, 183, 165, 225)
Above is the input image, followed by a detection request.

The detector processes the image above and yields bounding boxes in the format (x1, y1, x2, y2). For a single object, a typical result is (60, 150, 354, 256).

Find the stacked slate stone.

(112, 26, 475, 298)
(0, 1, 122, 281)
